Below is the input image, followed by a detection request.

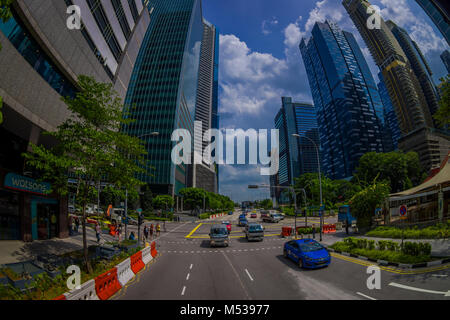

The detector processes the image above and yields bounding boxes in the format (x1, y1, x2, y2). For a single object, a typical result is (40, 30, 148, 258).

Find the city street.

(114, 210, 450, 300)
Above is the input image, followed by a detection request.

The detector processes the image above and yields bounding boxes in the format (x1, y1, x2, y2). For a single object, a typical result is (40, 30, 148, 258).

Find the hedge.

(366, 224, 449, 239)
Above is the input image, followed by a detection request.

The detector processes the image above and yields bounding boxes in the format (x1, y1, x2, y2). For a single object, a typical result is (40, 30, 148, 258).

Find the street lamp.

(292, 133, 323, 241)
(124, 132, 159, 240)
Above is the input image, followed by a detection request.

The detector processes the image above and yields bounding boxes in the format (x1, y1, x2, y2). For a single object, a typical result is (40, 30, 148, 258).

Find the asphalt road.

(115, 209, 450, 300)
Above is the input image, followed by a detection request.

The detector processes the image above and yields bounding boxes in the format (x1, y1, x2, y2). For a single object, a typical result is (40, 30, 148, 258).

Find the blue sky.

(201, 0, 450, 203)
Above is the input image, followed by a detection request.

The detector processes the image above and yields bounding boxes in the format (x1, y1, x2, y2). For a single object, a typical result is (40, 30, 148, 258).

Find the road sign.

(137, 208, 143, 213)
(399, 205, 407, 219)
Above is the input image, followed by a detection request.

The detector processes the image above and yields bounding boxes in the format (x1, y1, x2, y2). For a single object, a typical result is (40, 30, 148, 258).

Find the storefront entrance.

(31, 197, 58, 240)
(0, 190, 20, 240)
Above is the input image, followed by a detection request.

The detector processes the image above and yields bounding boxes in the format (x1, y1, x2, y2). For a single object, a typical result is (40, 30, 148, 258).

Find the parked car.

(283, 239, 331, 269)
(245, 223, 264, 241)
(250, 213, 257, 219)
(262, 213, 282, 223)
(209, 224, 230, 247)
(228, 211, 233, 215)
(222, 221, 232, 233)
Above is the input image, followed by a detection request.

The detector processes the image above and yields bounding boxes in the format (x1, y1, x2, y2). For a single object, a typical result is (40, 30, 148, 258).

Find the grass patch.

(366, 222, 450, 239)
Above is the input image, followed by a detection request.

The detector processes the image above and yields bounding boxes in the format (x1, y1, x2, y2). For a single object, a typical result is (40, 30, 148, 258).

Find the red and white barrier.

(64, 279, 99, 300)
(117, 258, 134, 286)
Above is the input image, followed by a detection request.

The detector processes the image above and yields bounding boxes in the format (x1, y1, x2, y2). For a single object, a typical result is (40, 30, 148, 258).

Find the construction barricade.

(150, 241, 158, 258)
(95, 268, 122, 300)
(142, 246, 153, 265)
(130, 250, 145, 274)
(53, 294, 66, 300)
(116, 258, 134, 287)
(281, 226, 292, 237)
(64, 279, 99, 300)
(328, 224, 336, 234)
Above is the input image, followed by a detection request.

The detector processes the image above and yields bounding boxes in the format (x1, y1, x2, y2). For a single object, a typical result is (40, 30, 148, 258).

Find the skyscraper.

(441, 50, 450, 73)
(343, 0, 434, 135)
(387, 20, 440, 118)
(415, 0, 450, 46)
(0, 0, 149, 241)
(343, 0, 449, 172)
(190, 20, 219, 193)
(123, 0, 203, 198)
(378, 72, 401, 151)
(271, 97, 319, 203)
(300, 20, 384, 180)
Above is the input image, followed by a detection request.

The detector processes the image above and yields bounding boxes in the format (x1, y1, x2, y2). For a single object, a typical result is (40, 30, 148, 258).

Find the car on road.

(238, 217, 248, 227)
(250, 213, 257, 219)
(262, 213, 282, 223)
(209, 224, 230, 247)
(244, 223, 264, 241)
(239, 213, 246, 220)
(283, 239, 331, 269)
(222, 220, 232, 233)
(228, 211, 233, 215)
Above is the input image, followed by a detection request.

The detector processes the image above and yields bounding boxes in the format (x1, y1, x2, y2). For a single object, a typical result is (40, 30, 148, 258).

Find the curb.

(325, 245, 449, 269)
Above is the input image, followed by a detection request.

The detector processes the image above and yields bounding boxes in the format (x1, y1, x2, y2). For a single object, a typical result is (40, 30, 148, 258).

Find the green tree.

(0, 0, 13, 125)
(179, 188, 206, 211)
(433, 76, 450, 128)
(350, 182, 390, 229)
(23, 75, 149, 273)
(260, 199, 273, 209)
(152, 195, 174, 211)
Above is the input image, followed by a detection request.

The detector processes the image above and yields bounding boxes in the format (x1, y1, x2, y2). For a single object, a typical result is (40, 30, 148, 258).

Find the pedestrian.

(345, 218, 349, 235)
(149, 224, 154, 239)
(144, 225, 149, 242)
(117, 223, 122, 241)
(95, 223, 101, 243)
(312, 224, 316, 239)
(75, 217, 80, 233)
(156, 223, 161, 237)
(129, 231, 135, 241)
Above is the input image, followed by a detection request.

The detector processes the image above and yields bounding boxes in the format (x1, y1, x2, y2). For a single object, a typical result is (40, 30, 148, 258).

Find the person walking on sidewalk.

(117, 223, 122, 241)
(144, 225, 149, 242)
(149, 224, 154, 239)
(95, 223, 101, 243)
(156, 223, 161, 237)
(312, 224, 316, 239)
(75, 217, 80, 233)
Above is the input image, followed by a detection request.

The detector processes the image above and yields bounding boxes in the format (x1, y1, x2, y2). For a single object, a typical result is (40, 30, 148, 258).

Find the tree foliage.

(179, 187, 206, 210)
(140, 185, 153, 211)
(259, 198, 273, 209)
(353, 151, 425, 193)
(22, 75, 149, 273)
(433, 76, 450, 128)
(152, 195, 174, 210)
(350, 182, 390, 228)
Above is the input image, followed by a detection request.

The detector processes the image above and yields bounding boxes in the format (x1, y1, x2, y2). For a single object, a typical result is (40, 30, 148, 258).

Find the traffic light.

(138, 213, 143, 225)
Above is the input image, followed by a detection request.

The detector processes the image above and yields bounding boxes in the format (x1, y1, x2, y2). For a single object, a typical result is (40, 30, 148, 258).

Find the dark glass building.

(123, 0, 203, 197)
(378, 72, 401, 151)
(415, 0, 450, 46)
(271, 97, 320, 203)
(300, 20, 384, 180)
(441, 50, 450, 73)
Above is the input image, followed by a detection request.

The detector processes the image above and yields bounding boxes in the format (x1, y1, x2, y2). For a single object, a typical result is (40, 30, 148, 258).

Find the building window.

(112, 0, 132, 40)
(127, 0, 140, 23)
(0, 12, 77, 98)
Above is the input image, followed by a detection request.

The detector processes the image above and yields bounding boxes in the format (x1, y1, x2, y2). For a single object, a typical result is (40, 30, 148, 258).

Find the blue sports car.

(283, 239, 331, 269)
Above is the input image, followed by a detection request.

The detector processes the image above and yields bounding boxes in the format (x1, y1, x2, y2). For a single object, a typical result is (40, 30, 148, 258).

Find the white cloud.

(262, 17, 279, 35)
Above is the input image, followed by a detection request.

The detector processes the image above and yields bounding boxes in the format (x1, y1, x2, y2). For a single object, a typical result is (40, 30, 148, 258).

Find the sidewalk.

(0, 227, 116, 265)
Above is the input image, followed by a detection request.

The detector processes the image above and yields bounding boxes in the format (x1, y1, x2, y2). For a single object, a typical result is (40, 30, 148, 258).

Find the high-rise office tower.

(415, 0, 450, 46)
(378, 72, 401, 151)
(441, 50, 450, 73)
(123, 0, 203, 199)
(343, 0, 434, 134)
(387, 20, 440, 118)
(271, 97, 320, 203)
(344, 0, 449, 172)
(300, 21, 384, 180)
(190, 20, 219, 193)
(0, 0, 149, 241)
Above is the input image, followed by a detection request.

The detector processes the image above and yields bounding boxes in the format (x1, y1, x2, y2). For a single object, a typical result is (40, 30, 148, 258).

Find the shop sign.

(4, 173, 51, 195)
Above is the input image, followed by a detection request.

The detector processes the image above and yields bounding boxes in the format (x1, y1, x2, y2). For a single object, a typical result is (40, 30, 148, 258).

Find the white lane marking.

(221, 252, 251, 300)
(186, 273, 190, 280)
(389, 282, 450, 296)
(356, 292, 376, 300)
(181, 286, 186, 296)
(432, 274, 448, 278)
(245, 269, 254, 282)
(190, 264, 193, 270)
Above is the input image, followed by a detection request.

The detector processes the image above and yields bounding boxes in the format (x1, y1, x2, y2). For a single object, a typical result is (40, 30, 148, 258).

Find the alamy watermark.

(367, 5, 381, 30)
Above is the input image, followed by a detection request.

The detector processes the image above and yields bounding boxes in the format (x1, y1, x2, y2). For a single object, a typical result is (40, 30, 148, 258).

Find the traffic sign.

(399, 205, 407, 218)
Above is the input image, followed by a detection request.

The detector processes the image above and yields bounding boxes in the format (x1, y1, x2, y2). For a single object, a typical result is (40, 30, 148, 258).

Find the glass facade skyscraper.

(415, 0, 450, 46)
(123, 0, 203, 196)
(300, 20, 384, 180)
(271, 97, 319, 203)
(441, 50, 450, 74)
(378, 72, 401, 151)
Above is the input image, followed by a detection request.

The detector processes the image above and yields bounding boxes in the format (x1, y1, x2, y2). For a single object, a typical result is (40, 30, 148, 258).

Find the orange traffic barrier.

(109, 225, 116, 236)
(130, 250, 145, 274)
(328, 224, 336, 234)
(53, 294, 66, 300)
(281, 226, 292, 237)
(323, 224, 329, 234)
(150, 241, 158, 258)
(95, 268, 122, 300)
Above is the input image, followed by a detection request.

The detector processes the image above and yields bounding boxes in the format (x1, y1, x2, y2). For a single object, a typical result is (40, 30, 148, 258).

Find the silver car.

(245, 223, 264, 241)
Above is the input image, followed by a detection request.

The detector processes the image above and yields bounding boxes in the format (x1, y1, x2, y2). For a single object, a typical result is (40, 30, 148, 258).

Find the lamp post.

(124, 132, 159, 240)
(292, 134, 323, 241)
